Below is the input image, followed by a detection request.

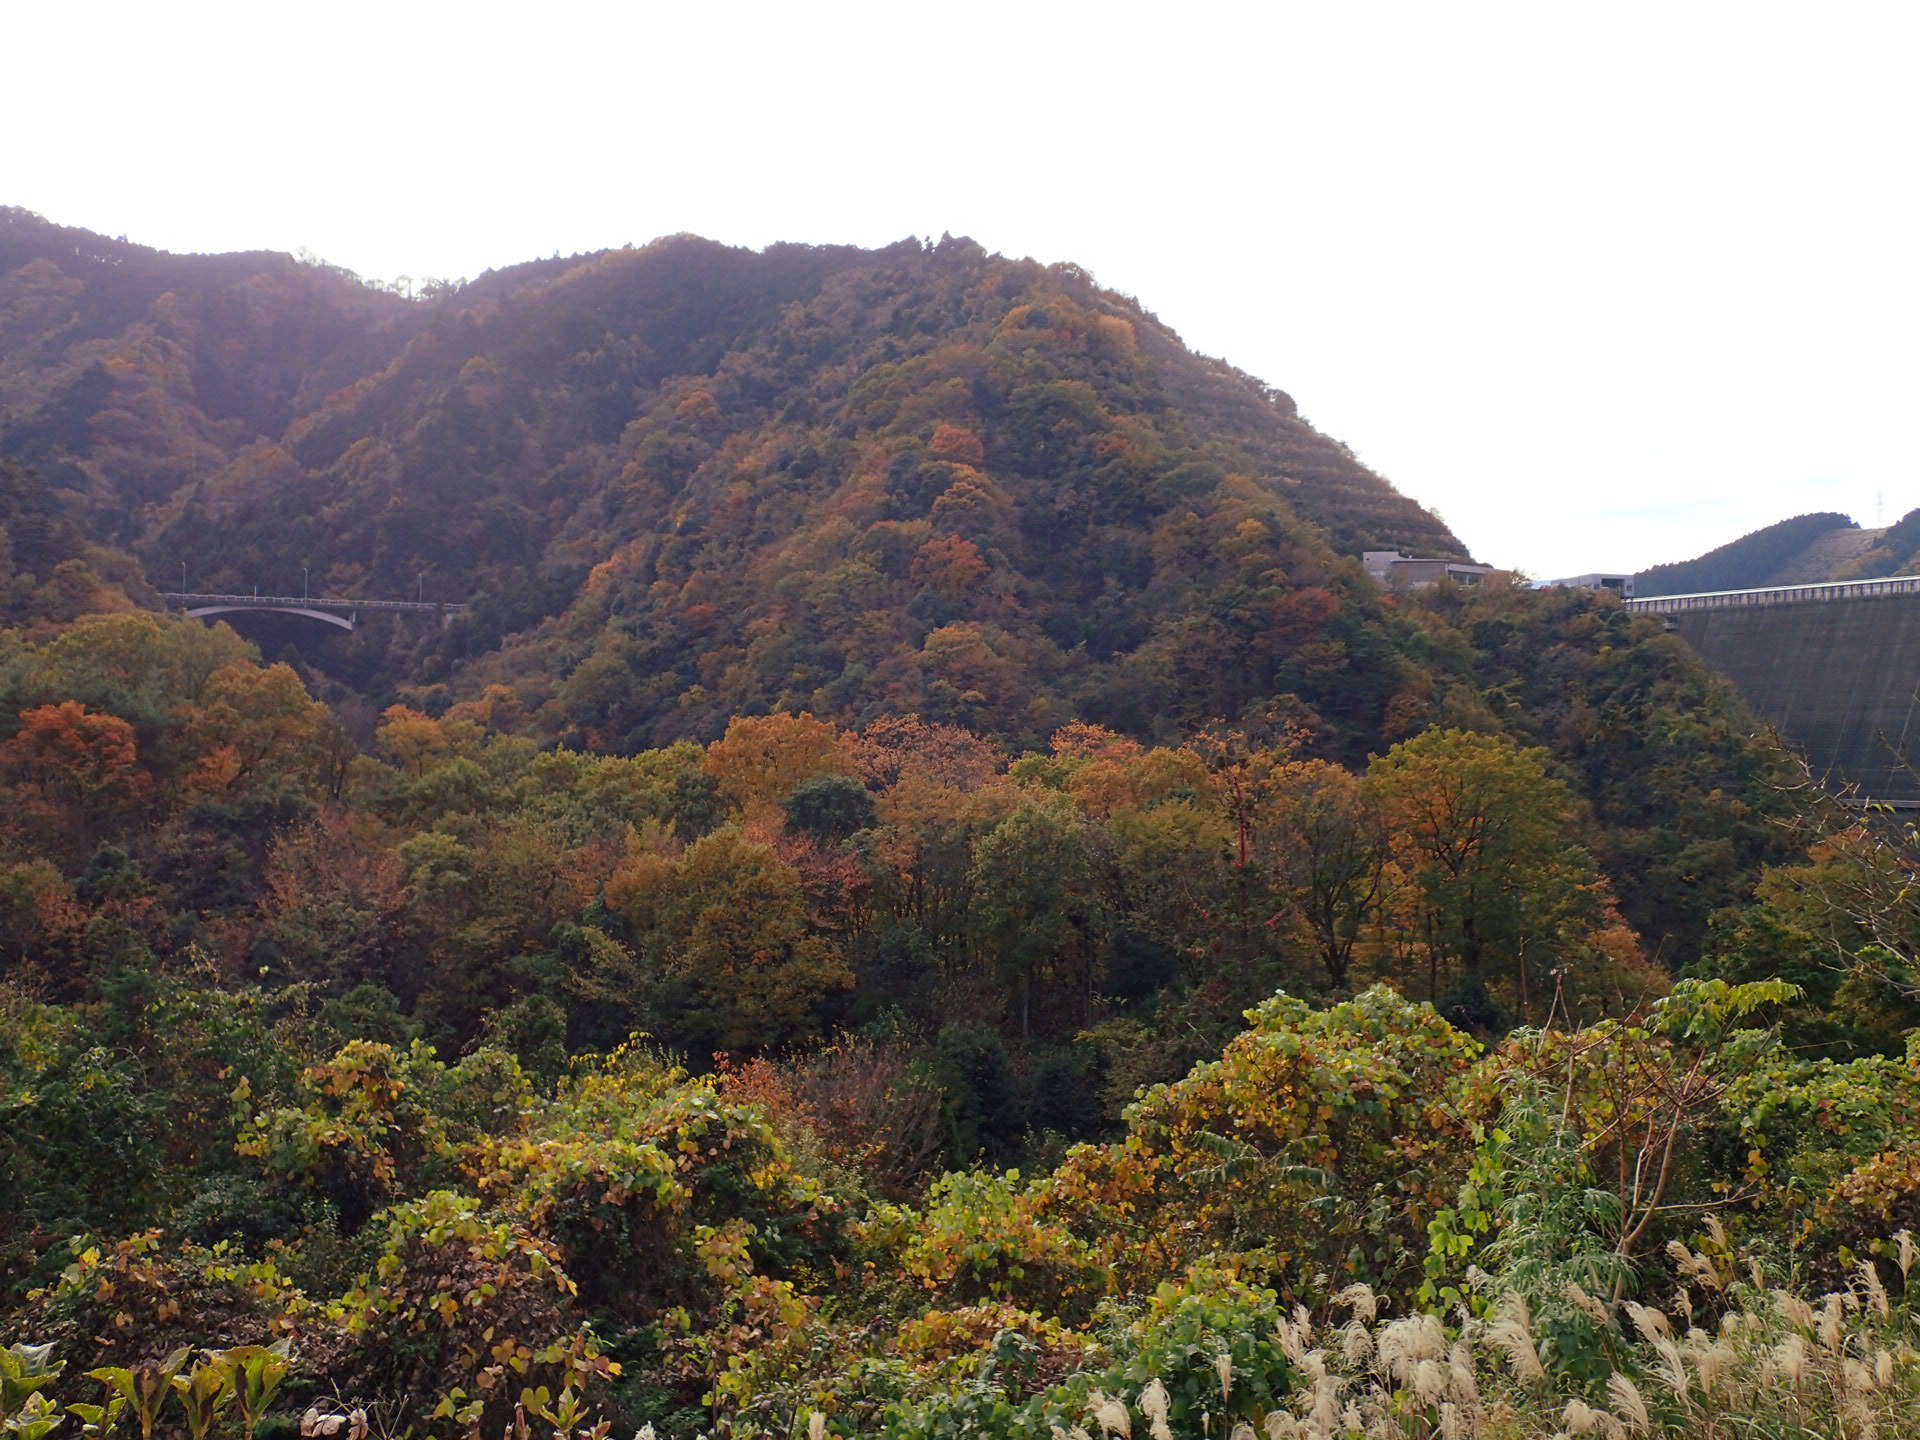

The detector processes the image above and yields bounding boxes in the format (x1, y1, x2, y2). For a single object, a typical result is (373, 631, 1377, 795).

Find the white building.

(1362, 550, 1499, 591)
(1539, 572, 1635, 599)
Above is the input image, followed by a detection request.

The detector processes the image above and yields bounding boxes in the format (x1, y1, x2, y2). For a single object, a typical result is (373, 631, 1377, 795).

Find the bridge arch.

(183, 604, 355, 632)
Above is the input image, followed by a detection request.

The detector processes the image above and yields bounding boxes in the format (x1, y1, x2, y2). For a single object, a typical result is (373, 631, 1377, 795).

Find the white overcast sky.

(7, 0, 1916, 577)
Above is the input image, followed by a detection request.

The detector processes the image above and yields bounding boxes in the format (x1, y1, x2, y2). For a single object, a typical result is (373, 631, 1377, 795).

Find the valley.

(3, 212, 1917, 1440)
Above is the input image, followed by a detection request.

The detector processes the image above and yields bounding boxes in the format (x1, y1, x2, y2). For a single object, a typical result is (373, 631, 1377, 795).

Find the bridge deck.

(1626, 574, 1920, 614)
(161, 592, 467, 614)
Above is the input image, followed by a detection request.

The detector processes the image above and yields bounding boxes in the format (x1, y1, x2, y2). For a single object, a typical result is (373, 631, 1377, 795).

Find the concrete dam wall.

(1670, 594, 1920, 803)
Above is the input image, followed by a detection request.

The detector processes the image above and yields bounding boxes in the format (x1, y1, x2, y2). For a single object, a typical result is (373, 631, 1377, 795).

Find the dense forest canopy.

(4, 210, 1466, 747)
(6, 211, 1920, 1438)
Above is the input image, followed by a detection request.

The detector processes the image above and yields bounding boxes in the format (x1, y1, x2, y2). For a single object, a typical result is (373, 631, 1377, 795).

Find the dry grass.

(708, 1230, 1920, 1440)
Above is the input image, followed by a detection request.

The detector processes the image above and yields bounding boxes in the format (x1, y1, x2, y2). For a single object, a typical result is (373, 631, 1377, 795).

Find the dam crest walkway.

(1626, 574, 1920, 615)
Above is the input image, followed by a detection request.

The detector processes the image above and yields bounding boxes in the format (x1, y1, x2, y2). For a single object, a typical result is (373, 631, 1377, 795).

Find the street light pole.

(303, 565, 309, 600)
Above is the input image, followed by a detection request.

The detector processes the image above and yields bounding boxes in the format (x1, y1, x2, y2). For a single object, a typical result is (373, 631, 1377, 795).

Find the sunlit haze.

(10, 0, 1915, 577)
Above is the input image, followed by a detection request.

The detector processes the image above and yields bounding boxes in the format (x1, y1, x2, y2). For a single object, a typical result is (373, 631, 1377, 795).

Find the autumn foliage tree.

(968, 790, 1104, 1041)
(606, 828, 854, 1048)
(1363, 728, 1657, 1021)
(1256, 758, 1392, 990)
(701, 711, 854, 820)
(0, 701, 151, 850)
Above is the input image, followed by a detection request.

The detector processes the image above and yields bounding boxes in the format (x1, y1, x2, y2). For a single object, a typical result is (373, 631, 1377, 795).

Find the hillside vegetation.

(6, 603, 1917, 1440)
(1637, 506, 1920, 595)
(1839, 505, 1920, 580)
(6, 213, 1918, 1437)
(0, 208, 414, 534)
(3, 212, 1462, 747)
(1633, 513, 1856, 596)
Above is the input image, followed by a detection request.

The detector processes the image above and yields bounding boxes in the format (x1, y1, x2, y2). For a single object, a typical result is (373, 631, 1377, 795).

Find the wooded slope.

(2, 213, 1465, 746)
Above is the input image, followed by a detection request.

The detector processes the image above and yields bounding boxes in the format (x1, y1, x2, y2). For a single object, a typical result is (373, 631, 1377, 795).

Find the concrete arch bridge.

(162, 592, 468, 633)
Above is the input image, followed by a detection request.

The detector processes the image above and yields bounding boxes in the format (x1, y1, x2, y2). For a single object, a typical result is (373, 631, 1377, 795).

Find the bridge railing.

(1625, 575, 1920, 614)
(161, 593, 467, 614)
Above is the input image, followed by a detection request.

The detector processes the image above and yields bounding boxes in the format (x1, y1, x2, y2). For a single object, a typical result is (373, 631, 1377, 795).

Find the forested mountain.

(0, 455, 146, 622)
(11, 211, 1920, 1438)
(1841, 504, 1920, 579)
(4, 211, 1464, 746)
(1634, 513, 1857, 596)
(0, 209, 1823, 1004)
(1636, 506, 1920, 595)
(0, 208, 417, 536)
(0, 212, 1803, 963)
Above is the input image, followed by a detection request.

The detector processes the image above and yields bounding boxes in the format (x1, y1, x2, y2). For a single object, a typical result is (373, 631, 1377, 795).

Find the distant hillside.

(1635, 512, 1857, 596)
(1, 212, 1469, 748)
(1760, 524, 1886, 584)
(1637, 507, 1920, 596)
(0, 454, 146, 623)
(0, 207, 416, 538)
(1836, 506, 1920, 580)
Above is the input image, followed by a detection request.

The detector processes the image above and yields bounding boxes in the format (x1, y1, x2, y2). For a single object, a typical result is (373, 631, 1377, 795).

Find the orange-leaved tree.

(702, 711, 853, 821)
(1362, 728, 1655, 1020)
(0, 700, 152, 848)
